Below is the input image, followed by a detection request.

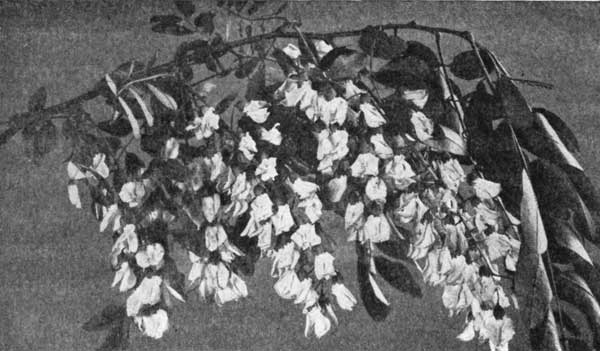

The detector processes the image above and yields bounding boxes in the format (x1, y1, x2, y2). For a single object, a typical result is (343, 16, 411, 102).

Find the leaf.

(162, 159, 188, 182)
(498, 76, 534, 129)
(174, 0, 195, 17)
(402, 41, 439, 69)
(245, 63, 266, 101)
(556, 271, 600, 350)
(117, 97, 140, 139)
(151, 21, 193, 36)
(28, 87, 47, 112)
(529, 159, 597, 243)
(194, 12, 215, 34)
(560, 164, 600, 212)
(547, 216, 593, 265)
(358, 26, 406, 60)
(375, 239, 410, 260)
(533, 107, 579, 153)
(98, 118, 132, 137)
(561, 338, 592, 351)
(97, 317, 131, 351)
(356, 242, 391, 321)
(449, 49, 495, 81)
(235, 57, 260, 79)
(105, 74, 118, 96)
(319, 47, 355, 71)
(271, 48, 296, 76)
(82, 305, 126, 331)
(374, 256, 422, 298)
(125, 152, 145, 176)
(146, 83, 178, 110)
(372, 56, 431, 89)
(517, 111, 583, 171)
(214, 93, 237, 115)
(128, 88, 154, 127)
(515, 169, 553, 333)
(33, 120, 58, 159)
(528, 309, 564, 351)
(423, 124, 467, 155)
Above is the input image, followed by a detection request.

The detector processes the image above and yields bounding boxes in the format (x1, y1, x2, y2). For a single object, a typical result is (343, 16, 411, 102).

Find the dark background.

(1, 1, 599, 350)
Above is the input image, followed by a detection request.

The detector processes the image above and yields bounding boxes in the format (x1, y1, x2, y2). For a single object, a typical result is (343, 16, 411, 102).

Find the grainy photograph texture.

(1, 1, 600, 351)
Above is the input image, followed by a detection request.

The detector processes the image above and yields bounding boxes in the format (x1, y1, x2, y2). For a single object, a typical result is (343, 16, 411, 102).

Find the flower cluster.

(65, 39, 522, 350)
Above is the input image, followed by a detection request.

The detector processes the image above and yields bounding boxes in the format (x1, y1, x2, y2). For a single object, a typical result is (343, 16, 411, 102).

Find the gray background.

(1, 1, 599, 350)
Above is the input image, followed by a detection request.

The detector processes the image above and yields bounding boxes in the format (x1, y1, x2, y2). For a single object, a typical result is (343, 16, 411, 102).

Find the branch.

(0, 21, 477, 149)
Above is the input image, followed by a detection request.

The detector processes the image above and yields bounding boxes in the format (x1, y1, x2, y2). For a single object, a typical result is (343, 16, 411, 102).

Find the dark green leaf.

(28, 87, 47, 112)
(375, 239, 410, 260)
(245, 63, 266, 101)
(498, 76, 534, 129)
(449, 49, 495, 81)
(402, 41, 439, 69)
(194, 12, 215, 34)
(33, 120, 57, 158)
(150, 15, 182, 26)
(235, 57, 260, 79)
(82, 305, 126, 331)
(97, 317, 130, 351)
(561, 338, 592, 351)
(162, 159, 188, 182)
(560, 164, 600, 212)
(125, 152, 145, 176)
(528, 310, 564, 351)
(533, 107, 579, 153)
(373, 56, 431, 89)
(356, 242, 391, 321)
(374, 256, 422, 298)
(319, 47, 355, 71)
(358, 26, 406, 60)
(556, 271, 600, 350)
(423, 124, 467, 156)
(214, 93, 237, 115)
(271, 48, 296, 76)
(98, 118, 132, 137)
(174, 0, 195, 17)
(151, 21, 194, 36)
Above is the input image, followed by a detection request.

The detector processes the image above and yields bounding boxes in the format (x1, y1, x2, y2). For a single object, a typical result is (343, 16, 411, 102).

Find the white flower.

(251, 193, 274, 222)
(100, 204, 121, 232)
(205, 224, 228, 252)
(331, 283, 357, 311)
(204, 152, 227, 182)
(408, 221, 437, 260)
(350, 153, 379, 177)
(111, 224, 139, 266)
(370, 134, 393, 159)
(186, 107, 220, 140)
(393, 192, 428, 227)
(473, 178, 502, 200)
(226, 172, 253, 218)
(67, 182, 81, 208)
(327, 175, 347, 203)
(274, 270, 304, 299)
(441, 282, 473, 316)
(67, 162, 86, 180)
(438, 159, 465, 193)
(134, 309, 169, 339)
(91, 153, 110, 178)
(260, 123, 282, 145)
(111, 261, 137, 292)
(314, 40, 333, 58)
(126, 276, 162, 316)
(243, 100, 270, 123)
(270, 242, 300, 277)
(319, 97, 348, 126)
(214, 272, 248, 306)
(345, 201, 365, 242)
(291, 223, 322, 250)
(238, 132, 258, 160)
(363, 214, 391, 243)
(256, 223, 273, 251)
(271, 204, 295, 235)
(294, 279, 316, 306)
(422, 247, 453, 286)
(316, 129, 349, 174)
(359, 103, 386, 128)
(187, 251, 206, 282)
(165, 138, 179, 159)
(135, 243, 165, 269)
(384, 155, 416, 190)
(479, 312, 515, 351)
(119, 181, 146, 207)
(282, 43, 301, 59)
(402, 89, 429, 110)
(314, 252, 336, 280)
(410, 110, 434, 141)
(255, 157, 278, 182)
(201, 193, 221, 223)
(365, 177, 387, 202)
(298, 194, 323, 223)
(291, 178, 319, 200)
(304, 307, 332, 339)
(344, 80, 366, 99)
